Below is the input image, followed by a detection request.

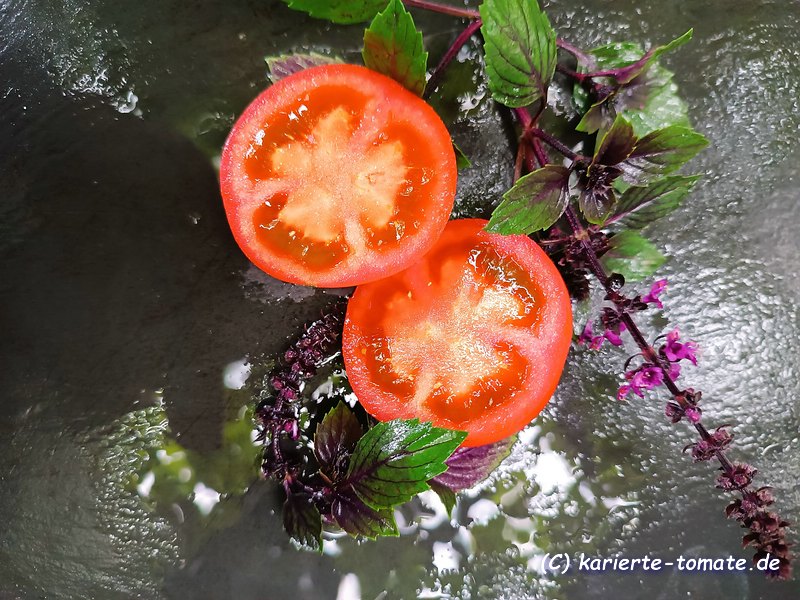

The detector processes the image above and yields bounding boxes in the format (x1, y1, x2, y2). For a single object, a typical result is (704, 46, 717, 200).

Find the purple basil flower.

(620, 362, 665, 399)
(717, 463, 757, 491)
(604, 321, 626, 346)
(642, 278, 668, 308)
(629, 363, 664, 390)
(684, 406, 701, 423)
(668, 361, 681, 380)
(662, 329, 698, 365)
(578, 321, 605, 350)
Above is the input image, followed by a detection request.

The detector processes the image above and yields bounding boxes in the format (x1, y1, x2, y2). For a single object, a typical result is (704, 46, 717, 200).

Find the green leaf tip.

(453, 142, 472, 170)
(480, 0, 557, 108)
(486, 165, 570, 235)
(363, 0, 428, 95)
(284, 0, 388, 24)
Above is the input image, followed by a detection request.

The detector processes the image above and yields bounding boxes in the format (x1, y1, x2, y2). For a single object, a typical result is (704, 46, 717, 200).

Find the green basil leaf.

(601, 230, 666, 280)
(343, 419, 466, 509)
(428, 480, 458, 517)
(453, 142, 472, 170)
(485, 165, 570, 234)
(284, 0, 387, 24)
(363, 0, 428, 95)
(575, 100, 609, 134)
(479, 0, 557, 108)
(611, 174, 701, 228)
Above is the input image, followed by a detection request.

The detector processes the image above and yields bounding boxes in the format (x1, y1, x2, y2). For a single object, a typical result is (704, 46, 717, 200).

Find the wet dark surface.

(1, 0, 799, 598)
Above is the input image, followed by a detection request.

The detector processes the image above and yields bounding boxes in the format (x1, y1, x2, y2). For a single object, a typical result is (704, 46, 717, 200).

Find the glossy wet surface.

(2, 0, 799, 598)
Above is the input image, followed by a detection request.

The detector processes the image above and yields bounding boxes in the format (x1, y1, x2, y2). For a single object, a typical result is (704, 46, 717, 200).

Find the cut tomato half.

(342, 219, 572, 447)
(220, 64, 457, 288)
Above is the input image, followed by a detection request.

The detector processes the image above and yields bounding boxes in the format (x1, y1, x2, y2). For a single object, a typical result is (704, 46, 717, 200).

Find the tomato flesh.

(220, 65, 457, 287)
(343, 219, 573, 447)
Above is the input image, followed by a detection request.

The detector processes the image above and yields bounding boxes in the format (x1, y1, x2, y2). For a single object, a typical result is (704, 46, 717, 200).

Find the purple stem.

(402, 0, 480, 19)
(513, 107, 588, 164)
(565, 206, 748, 484)
(556, 38, 592, 64)
(528, 128, 584, 162)
(424, 19, 483, 99)
(556, 63, 589, 83)
(515, 107, 750, 493)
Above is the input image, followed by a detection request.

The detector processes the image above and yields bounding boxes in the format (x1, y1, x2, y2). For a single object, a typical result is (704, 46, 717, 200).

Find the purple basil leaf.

(578, 164, 623, 225)
(621, 125, 708, 184)
(604, 30, 693, 85)
(283, 492, 322, 551)
(576, 98, 612, 134)
(431, 436, 516, 492)
(314, 401, 363, 480)
(607, 174, 700, 228)
(343, 419, 466, 509)
(580, 179, 618, 225)
(331, 489, 398, 539)
(265, 52, 341, 83)
(593, 114, 635, 166)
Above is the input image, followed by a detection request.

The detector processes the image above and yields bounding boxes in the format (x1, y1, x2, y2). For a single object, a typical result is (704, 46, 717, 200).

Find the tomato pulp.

(343, 219, 572, 447)
(219, 64, 457, 288)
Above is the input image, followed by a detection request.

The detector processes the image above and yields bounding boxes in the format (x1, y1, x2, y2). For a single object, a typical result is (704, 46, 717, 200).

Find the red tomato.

(219, 64, 457, 288)
(342, 219, 572, 447)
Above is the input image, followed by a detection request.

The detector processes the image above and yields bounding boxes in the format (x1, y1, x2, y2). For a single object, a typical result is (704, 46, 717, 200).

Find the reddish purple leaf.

(431, 436, 516, 491)
(331, 489, 398, 539)
(266, 53, 341, 83)
(314, 402, 362, 480)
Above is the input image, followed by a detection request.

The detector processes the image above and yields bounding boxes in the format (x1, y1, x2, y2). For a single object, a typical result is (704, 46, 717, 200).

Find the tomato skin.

(219, 64, 457, 288)
(342, 219, 572, 447)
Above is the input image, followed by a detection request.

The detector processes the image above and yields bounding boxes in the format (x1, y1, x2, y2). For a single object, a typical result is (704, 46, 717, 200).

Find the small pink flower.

(578, 322, 605, 350)
(629, 364, 664, 389)
(603, 328, 623, 346)
(621, 362, 664, 398)
(684, 406, 701, 423)
(669, 361, 681, 380)
(662, 329, 698, 365)
(642, 279, 668, 308)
